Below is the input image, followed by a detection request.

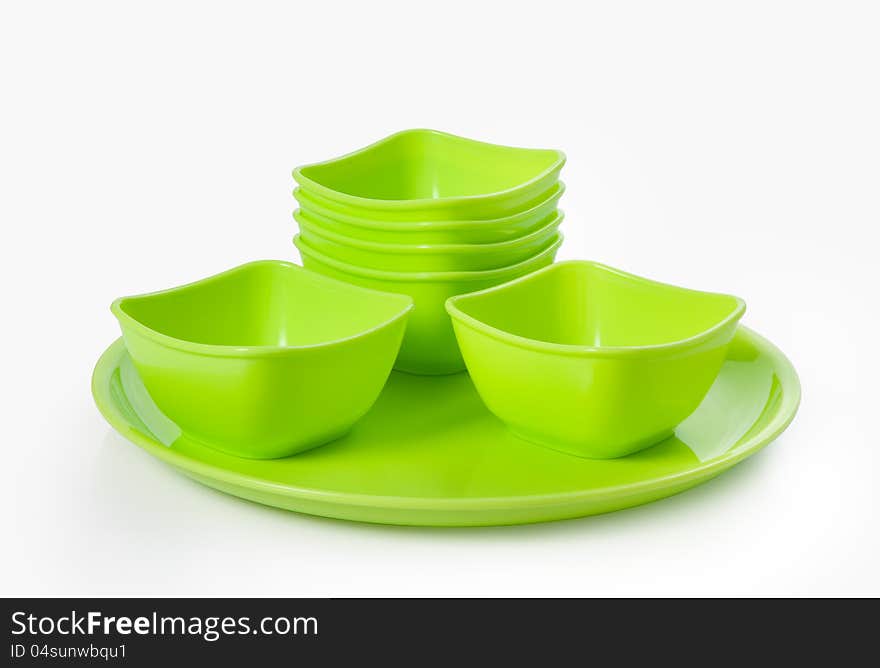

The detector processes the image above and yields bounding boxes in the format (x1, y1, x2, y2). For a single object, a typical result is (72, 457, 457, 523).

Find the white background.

(2, 1, 878, 596)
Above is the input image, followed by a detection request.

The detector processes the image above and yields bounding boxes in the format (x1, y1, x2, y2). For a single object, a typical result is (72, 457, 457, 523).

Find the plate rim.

(92, 326, 800, 511)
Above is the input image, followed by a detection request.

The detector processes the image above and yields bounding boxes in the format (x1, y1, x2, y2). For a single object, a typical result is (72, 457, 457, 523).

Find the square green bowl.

(292, 182, 565, 243)
(446, 261, 746, 458)
(112, 260, 413, 459)
(295, 234, 563, 375)
(294, 208, 564, 272)
(293, 129, 565, 220)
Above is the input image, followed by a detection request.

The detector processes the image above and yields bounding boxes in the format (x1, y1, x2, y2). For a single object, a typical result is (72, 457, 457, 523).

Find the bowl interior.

(297, 130, 562, 201)
(115, 261, 411, 348)
(451, 262, 744, 348)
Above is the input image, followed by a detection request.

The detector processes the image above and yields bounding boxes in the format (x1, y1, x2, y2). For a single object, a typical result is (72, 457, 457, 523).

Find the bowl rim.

(294, 233, 564, 284)
(111, 260, 414, 358)
(292, 129, 566, 210)
(292, 181, 566, 232)
(445, 260, 747, 358)
(294, 209, 565, 255)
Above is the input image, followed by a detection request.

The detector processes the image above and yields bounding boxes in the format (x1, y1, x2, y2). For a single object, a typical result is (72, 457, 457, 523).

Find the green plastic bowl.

(294, 209, 564, 273)
(111, 260, 413, 459)
(294, 233, 564, 375)
(292, 182, 565, 243)
(446, 261, 746, 458)
(293, 129, 565, 220)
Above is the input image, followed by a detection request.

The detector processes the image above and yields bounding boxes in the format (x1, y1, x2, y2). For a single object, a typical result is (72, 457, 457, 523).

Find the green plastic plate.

(92, 326, 799, 526)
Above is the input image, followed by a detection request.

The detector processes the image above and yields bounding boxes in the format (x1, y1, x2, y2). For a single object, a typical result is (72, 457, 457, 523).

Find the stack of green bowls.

(293, 129, 566, 375)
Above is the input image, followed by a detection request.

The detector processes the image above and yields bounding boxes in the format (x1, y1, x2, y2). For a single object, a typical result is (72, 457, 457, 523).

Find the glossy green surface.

(92, 327, 799, 526)
(292, 182, 565, 241)
(293, 129, 565, 219)
(294, 234, 563, 375)
(295, 209, 564, 272)
(447, 261, 746, 458)
(112, 261, 412, 459)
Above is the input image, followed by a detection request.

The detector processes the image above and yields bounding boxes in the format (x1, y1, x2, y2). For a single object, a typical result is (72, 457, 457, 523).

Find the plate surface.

(92, 327, 799, 526)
